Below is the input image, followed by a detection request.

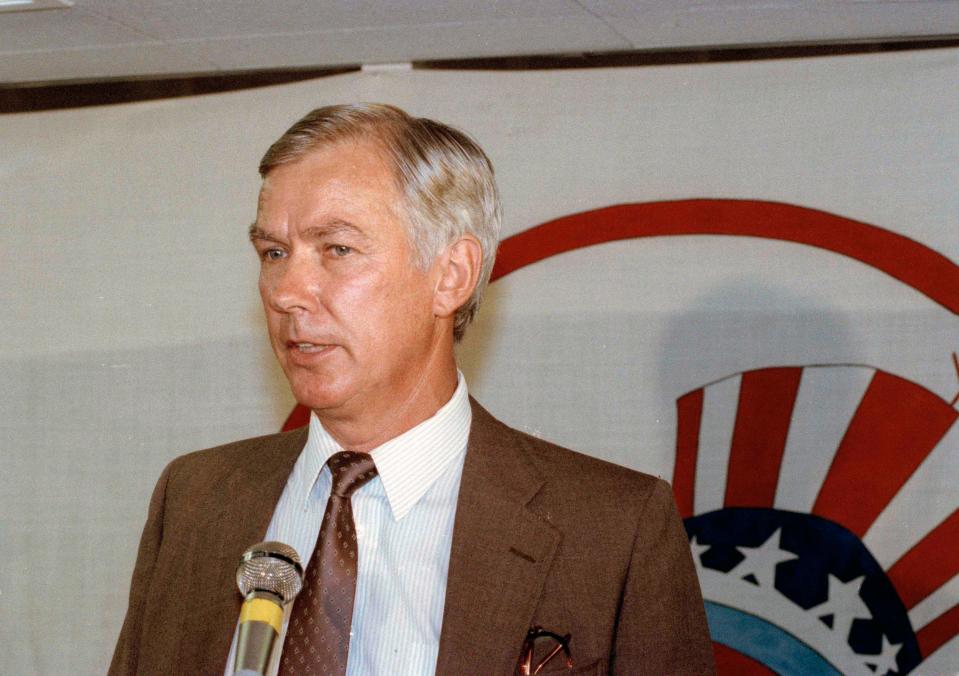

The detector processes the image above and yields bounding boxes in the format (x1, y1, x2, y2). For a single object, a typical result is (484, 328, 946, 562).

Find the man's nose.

(267, 254, 319, 313)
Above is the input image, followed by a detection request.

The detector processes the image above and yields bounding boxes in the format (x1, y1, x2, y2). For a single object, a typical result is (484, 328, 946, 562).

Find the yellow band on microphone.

(239, 597, 283, 633)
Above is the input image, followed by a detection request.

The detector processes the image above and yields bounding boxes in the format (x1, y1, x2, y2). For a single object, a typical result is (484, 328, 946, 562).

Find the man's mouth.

(288, 341, 331, 353)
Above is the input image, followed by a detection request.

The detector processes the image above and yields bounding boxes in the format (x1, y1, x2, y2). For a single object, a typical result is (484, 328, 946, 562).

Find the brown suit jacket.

(110, 399, 714, 675)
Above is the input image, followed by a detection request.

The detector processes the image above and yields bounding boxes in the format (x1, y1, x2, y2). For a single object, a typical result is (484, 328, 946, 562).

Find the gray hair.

(259, 103, 501, 341)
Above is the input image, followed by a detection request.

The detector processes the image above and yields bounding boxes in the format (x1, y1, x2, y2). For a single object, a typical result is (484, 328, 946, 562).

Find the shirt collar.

(297, 372, 471, 521)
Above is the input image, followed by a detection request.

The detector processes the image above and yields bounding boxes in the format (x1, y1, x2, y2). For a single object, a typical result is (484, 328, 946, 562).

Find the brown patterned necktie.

(279, 451, 378, 675)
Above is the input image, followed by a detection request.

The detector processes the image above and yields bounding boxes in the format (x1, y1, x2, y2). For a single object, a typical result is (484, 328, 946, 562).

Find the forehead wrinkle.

(301, 220, 369, 242)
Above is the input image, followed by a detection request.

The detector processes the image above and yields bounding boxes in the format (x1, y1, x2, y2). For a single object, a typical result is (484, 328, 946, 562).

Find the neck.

(316, 347, 459, 454)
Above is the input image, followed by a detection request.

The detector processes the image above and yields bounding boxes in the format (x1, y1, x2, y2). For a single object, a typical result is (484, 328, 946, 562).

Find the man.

(111, 104, 714, 675)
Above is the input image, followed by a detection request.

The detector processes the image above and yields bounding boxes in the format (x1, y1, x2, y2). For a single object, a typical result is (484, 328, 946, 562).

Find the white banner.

(2, 48, 956, 674)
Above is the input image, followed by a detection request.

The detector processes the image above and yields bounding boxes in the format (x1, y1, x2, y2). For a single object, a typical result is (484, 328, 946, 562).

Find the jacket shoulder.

(517, 425, 661, 489)
(485, 407, 664, 499)
(469, 398, 670, 527)
(162, 427, 307, 495)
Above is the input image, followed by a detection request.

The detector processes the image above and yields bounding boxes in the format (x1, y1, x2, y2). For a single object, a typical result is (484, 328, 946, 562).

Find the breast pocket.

(536, 658, 607, 675)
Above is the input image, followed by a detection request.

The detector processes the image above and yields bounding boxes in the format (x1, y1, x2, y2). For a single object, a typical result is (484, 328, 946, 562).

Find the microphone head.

(235, 541, 304, 604)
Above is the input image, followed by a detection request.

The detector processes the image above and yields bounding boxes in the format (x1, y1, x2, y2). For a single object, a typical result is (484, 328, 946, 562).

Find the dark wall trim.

(418, 37, 959, 70)
(2, 37, 957, 114)
(0, 67, 356, 114)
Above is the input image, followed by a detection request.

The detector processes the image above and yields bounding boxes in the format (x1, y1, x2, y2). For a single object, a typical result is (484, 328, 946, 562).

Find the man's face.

(251, 139, 442, 423)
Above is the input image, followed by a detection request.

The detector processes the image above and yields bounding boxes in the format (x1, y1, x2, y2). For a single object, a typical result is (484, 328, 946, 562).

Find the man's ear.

(432, 235, 482, 319)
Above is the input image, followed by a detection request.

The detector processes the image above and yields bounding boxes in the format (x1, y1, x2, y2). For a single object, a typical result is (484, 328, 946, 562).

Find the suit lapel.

(185, 427, 308, 673)
(436, 400, 561, 674)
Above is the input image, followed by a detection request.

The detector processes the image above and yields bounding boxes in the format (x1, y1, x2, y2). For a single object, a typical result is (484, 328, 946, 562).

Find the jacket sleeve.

(109, 461, 173, 676)
(613, 478, 715, 675)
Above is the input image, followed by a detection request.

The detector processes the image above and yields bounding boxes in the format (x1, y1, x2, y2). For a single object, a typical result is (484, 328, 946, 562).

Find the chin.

(288, 378, 353, 416)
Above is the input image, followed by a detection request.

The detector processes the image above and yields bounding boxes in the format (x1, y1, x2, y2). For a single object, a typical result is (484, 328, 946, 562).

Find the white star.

(862, 634, 901, 675)
(809, 574, 873, 642)
(689, 536, 710, 569)
(729, 528, 798, 588)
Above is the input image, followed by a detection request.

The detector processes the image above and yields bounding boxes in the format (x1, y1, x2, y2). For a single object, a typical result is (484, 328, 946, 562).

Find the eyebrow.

(248, 224, 274, 241)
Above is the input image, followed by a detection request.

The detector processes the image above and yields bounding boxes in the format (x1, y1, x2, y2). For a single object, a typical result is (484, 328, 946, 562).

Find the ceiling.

(2, 0, 958, 85)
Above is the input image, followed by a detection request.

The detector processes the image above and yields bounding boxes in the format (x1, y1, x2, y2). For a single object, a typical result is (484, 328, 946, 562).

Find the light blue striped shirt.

(226, 374, 471, 675)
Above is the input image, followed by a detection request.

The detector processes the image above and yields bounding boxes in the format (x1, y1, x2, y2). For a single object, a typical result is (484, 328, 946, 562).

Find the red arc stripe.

(286, 199, 959, 430)
(887, 506, 959, 611)
(812, 371, 958, 537)
(713, 643, 776, 675)
(673, 388, 704, 519)
(917, 602, 959, 661)
(724, 368, 803, 508)
(491, 199, 959, 315)
(282, 404, 311, 432)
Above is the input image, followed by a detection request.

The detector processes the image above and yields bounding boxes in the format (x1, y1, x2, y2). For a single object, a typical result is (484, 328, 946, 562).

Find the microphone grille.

(235, 541, 304, 604)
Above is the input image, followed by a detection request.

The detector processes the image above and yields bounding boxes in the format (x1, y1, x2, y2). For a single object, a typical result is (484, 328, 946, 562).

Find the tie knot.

(327, 451, 378, 498)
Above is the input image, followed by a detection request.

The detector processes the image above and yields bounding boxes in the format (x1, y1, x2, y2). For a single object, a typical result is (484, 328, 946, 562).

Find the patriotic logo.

(674, 366, 958, 674)
(282, 199, 959, 673)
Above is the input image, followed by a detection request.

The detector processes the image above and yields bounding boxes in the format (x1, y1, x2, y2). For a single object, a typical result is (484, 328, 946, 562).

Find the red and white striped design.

(673, 365, 959, 661)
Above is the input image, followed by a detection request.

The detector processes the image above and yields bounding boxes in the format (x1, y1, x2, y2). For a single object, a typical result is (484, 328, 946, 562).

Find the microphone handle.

(234, 591, 284, 675)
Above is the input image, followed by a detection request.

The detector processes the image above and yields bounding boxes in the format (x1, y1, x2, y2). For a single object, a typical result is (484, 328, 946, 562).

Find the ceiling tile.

(579, 0, 959, 48)
(78, 0, 592, 41)
(2, 1, 957, 84)
(176, 16, 630, 71)
(0, 6, 151, 52)
(0, 43, 214, 83)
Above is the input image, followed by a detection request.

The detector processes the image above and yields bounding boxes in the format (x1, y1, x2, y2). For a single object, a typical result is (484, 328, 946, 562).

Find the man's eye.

(263, 248, 285, 261)
(330, 245, 353, 257)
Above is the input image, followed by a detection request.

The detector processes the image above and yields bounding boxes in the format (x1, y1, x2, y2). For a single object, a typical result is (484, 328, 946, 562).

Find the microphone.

(233, 541, 304, 676)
